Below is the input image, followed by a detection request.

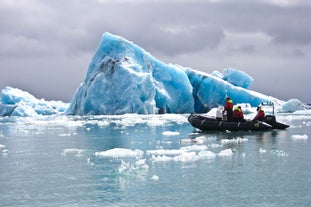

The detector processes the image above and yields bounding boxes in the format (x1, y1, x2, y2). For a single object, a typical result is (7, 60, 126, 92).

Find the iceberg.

(0, 86, 68, 116)
(66, 32, 279, 115)
(280, 99, 305, 113)
(0, 33, 306, 116)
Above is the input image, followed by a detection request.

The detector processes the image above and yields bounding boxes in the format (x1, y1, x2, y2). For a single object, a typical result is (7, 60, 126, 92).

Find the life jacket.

(224, 99, 233, 110)
(253, 109, 265, 121)
(232, 107, 244, 119)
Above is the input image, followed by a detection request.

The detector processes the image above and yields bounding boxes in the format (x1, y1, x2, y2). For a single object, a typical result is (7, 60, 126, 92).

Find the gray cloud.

(0, 0, 311, 103)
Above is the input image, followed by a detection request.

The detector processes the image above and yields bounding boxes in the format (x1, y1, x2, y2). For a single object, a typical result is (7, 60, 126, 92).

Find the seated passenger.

(252, 106, 265, 121)
(232, 106, 245, 122)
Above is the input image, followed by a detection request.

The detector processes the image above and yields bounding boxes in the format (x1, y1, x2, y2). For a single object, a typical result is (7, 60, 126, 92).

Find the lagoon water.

(0, 113, 310, 207)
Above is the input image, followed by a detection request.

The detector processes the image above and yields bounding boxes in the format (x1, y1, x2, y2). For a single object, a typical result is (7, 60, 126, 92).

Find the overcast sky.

(1, 0, 311, 103)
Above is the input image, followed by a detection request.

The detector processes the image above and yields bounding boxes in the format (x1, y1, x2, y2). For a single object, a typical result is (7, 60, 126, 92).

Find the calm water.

(0, 113, 310, 207)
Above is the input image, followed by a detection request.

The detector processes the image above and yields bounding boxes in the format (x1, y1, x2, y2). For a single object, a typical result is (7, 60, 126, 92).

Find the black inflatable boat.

(188, 114, 289, 131)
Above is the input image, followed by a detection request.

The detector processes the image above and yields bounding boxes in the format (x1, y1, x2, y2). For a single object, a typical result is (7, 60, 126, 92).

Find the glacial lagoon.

(0, 113, 310, 207)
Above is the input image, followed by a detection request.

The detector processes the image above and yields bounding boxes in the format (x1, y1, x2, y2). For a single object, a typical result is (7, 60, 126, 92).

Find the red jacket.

(232, 108, 244, 119)
(224, 100, 233, 111)
(253, 110, 265, 121)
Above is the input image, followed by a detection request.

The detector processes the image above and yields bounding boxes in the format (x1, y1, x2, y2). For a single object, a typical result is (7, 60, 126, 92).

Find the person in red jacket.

(223, 97, 234, 121)
(232, 106, 245, 122)
(252, 106, 265, 121)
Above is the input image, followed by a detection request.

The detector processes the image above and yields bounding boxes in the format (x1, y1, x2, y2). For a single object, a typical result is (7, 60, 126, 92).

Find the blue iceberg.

(0, 33, 305, 117)
(66, 32, 275, 115)
(0, 86, 68, 116)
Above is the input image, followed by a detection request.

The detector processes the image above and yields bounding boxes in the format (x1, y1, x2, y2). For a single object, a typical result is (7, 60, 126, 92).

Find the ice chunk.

(162, 131, 180, 136)
(95, 148, 144, 159)
(218, 149, 233, 157)
(62, 148, 84, 156)
(291, 134, 308, 141)
(0, 86, 69, 116)
(151, 175, 159, 181)
(281, 99, 306, 113)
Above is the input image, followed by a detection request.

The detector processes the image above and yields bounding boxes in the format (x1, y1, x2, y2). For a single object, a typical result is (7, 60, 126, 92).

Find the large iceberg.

(0, 33, 306, 116)
(66, 32, 277, 115)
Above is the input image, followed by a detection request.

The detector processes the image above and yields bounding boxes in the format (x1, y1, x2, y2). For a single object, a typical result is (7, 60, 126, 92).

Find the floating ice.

(162, 131, 180, 136)
(218, 149, 233, 157)
(2, 149, 8, 154)
(180, 137, 205, 145)
(270, 149, 288, 157)
(291, 134, 308, 141)
(281, 99, 306, 113)
(151, 175, 159, 181)
(148, 144, 216, 163)
(198, 150, 217, 159)
(147, 149, 184, 156)
(0, 86, 69, 116)
(180, 145, 208, 152)
(95, 148, 144, 159)
(62, 148, 84, 156)
(221, 138, 248, 145)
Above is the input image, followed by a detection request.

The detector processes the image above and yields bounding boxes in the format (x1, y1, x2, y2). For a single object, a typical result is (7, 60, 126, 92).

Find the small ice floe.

(259, 148, 267, 153)
(173, 151, 199, 162)
(151, 175, 159, 181)
(179, 138, 195, 144)
(148, 145, 215, 163)
(95, 148, 144, 159)
(180, 137, 204, 145)
(218, 149, 233, 157)
(270, 150, 288, 157)
(221, 138, 248, 146)
(62, 148, 84, 156)
(209, 143, 222, 148)
(198, 150, 216, 159)
(147, 149, 184, 156)
(291, 134, 308, 141)
(180, 145, 207, 151)
(0, 144, 6, 149)
(162, 131, 180, 136)
(58, 133, 72, 137)
(2, 149, 8, 155)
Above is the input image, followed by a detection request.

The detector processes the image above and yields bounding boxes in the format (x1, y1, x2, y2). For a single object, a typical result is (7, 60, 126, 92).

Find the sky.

(0, 0, 311, 103)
